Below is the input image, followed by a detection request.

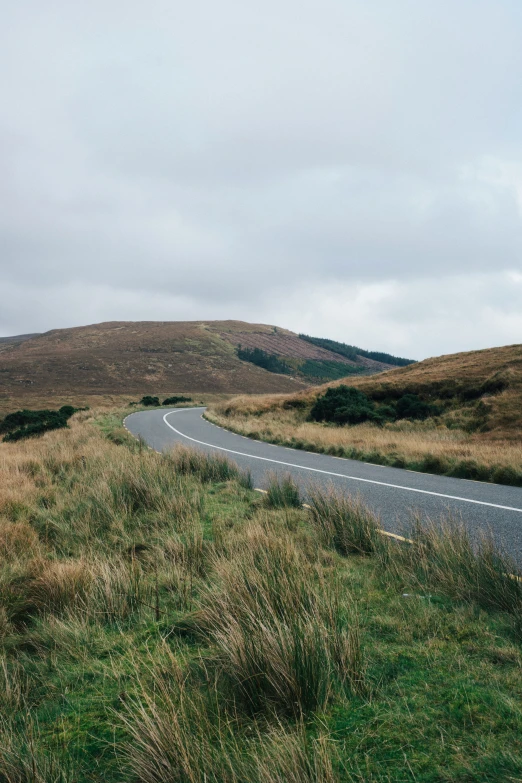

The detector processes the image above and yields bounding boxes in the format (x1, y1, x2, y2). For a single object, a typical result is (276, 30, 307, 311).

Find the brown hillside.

(0, 333, 41, 350)
(0, 321, 313, 408)
(221, 343, 522, 440)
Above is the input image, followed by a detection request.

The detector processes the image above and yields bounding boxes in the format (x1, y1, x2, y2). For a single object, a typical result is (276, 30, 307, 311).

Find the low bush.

(310, 386, 378, 425)
(162, 395, 192, 405)
(140, 396, 160, 406)
(310, 386, 440, 427)
(395, 393, 439, 420)
(1, 406, 80, 442)
(491, 465, 522, 486)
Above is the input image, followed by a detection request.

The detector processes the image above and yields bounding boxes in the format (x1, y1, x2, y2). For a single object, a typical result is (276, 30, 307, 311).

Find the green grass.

(265, 472, 302, 508)
(307, 485, 380, 555)
(0, 410, 521, 780)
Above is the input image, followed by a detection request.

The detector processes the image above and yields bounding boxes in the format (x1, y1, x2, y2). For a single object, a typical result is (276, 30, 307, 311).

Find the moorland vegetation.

(0, 408, 521, 780)
(0, 406, 82, 442)
(139, 395, 193, 407)
(0, 321, 405, 414)
(207, 343, 522, 486)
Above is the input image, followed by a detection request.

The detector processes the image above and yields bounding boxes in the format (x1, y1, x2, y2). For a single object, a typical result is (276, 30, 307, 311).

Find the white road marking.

(161, 410, 522, 514)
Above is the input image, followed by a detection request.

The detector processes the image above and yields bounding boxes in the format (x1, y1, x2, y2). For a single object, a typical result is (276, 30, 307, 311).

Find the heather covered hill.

(0, 333, 41, 350)
(0, 321, 305, 404)
(0, 320, 406, 412)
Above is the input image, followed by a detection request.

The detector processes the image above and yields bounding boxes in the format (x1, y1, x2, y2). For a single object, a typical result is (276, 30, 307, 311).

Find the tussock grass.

(1, 408, 522, 780)
(380, 516, 522, 621)
(0, 725, 73, 783)
(265, 472, 301, 508)
(122, 661, 340, 782)
(189, 526, 363, 716)
(307, 486, 380, 555)
(165, 445, 241, 483)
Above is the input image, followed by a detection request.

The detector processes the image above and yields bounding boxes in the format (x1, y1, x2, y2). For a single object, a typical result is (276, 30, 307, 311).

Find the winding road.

(125, 407, 522, 560)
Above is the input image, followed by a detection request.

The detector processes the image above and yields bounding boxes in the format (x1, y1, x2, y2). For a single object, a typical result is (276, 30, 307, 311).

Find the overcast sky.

(1, 1, 521, 359)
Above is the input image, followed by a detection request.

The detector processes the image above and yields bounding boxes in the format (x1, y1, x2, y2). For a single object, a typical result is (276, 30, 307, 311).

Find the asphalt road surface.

(125, 407, 522, 560)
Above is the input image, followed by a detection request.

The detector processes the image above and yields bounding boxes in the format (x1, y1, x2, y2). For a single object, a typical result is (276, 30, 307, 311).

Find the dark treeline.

(237, 346, 290, 374)
(299, 334, 415, 367)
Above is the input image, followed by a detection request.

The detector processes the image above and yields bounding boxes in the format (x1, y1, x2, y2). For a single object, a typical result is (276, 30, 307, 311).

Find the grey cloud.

(0, 0, 521, 355)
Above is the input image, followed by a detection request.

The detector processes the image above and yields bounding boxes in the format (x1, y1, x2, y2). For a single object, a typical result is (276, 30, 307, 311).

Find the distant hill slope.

(0, 321, 303, 400)
(0, 333, 41, 349)
(222, 343, 522, 441)
(0, 320, 405, 407)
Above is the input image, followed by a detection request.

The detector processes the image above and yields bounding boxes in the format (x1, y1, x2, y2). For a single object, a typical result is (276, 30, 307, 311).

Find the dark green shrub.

(491, 466, 522, 487)
(310, 386, 440, 426)
(1, 406, 80, 442)
(237, 346, 290, 374)
(310, 386, 377, 425)
(1, 409, 58, 434)
(4, 418, 68, 442)
(139, 396, 160, 407)
(162, 396, 192, 405)
(481, 373, 509, 395)
(376, 404, 396, 420)
(283, 398, 307, 410)
(449, 460, 492, 482)
(59, 405, 77, 418)
(395, 394, 438, 420)
(419, 454, 449, 474)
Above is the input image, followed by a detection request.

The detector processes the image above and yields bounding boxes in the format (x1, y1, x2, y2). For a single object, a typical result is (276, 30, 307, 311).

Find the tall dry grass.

(378, 516, 522, 620)
(206, 405, 522, 484)
(187, 521, 363, 716)
(2, 407, 522, 779)
(307, 486, 380, 556)
(121, 656, 340, 783)
(0, 410, 352, 778)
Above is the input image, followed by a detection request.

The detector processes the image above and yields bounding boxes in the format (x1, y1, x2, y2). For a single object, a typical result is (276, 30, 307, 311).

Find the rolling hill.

(294, 343, 522, 440)
(217, 342, 522, 439)
(209, 343, 522, 485)
(0, 320, 405, 412)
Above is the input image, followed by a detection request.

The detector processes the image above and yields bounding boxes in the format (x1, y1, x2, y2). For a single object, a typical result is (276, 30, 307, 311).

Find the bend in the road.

(124, 407, 522, 561)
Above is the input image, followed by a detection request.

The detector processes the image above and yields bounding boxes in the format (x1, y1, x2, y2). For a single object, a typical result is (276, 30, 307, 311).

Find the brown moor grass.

(1, 407, 522, 781)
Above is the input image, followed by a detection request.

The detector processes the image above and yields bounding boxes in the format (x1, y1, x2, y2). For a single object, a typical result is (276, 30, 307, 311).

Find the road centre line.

(162, 410, 522, 514)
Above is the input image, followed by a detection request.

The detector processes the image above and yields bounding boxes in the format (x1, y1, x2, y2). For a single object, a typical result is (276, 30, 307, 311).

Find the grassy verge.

(204, 406, 522, 486)
(0, 408, 521, 780)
